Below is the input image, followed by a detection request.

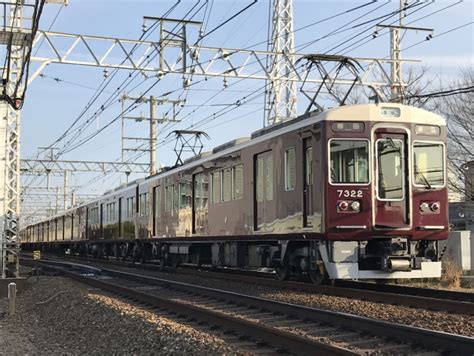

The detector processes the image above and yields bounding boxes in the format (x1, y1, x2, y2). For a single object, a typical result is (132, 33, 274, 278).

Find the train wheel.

(308, 267, 326, 285)
(275, 265, 289, 281)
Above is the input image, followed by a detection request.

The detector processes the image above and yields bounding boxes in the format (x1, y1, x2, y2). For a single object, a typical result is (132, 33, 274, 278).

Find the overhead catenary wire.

(23, 2, 470, 211)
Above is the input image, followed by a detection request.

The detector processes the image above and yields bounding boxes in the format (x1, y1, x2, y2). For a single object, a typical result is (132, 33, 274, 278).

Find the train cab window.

(233, 165, 244, 200)
(376, 139, 404, 200)
(330, 140, 369, 184)
(284, 148, 296, 191)
(413, 142, 445, 187)
(211, 172, 221, 203)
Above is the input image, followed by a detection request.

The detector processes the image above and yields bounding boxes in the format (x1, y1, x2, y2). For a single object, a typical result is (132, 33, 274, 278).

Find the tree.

(432, 68, 474, 202)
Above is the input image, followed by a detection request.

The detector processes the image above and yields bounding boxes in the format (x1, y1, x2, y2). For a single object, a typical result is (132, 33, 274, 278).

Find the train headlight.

(338, 201, 349, 211)
(350, 201, 361, 211)
(420, 202, 430, 213)
(430, 202, 440, 212)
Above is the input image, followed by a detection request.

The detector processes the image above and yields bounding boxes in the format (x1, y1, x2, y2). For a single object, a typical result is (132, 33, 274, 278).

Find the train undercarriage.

(24, 236, 442, 284)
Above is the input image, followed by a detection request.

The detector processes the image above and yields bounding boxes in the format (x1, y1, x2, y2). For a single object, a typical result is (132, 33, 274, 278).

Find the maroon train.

(22, 103, 448, 283)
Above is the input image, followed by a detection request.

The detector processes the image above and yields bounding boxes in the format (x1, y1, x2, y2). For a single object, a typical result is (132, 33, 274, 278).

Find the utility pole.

(377, 1, 432, 103)
(266, 0, 298, 126)
(63, 171, 68, 211)
(120, 95, 182, 175)
(150, 96, 157, 175)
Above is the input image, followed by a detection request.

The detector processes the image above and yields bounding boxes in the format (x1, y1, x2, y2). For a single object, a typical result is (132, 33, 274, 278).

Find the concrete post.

(8, 282, 16, 317)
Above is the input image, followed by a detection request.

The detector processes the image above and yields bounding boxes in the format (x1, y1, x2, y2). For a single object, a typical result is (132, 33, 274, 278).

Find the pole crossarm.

(20, 159, 150, 174)
(29, 30, 407, 88)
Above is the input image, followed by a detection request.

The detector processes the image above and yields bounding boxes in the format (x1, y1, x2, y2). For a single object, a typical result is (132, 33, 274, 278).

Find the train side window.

(222, 168, 232, 202)
(233, 165, 243, 200)
(211, 171, 221, 203)
(284, 147, 296, 191)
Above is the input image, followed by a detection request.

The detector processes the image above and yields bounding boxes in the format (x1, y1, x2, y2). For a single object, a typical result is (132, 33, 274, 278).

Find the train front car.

(322, 103, 447, 281)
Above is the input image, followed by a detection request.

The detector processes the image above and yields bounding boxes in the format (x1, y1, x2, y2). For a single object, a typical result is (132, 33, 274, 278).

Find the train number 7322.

(337, 189, 363, 198)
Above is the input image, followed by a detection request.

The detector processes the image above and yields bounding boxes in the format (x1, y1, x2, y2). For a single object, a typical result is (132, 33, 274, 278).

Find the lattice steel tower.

(266, 0, 298, 126)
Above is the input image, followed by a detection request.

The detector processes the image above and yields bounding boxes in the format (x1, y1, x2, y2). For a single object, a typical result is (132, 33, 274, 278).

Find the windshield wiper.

(415, 164, 432, 189)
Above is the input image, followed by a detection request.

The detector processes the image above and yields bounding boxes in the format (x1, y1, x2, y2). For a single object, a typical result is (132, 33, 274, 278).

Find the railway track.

(23, 253, 474, 315)
(21, 257, 474, 355)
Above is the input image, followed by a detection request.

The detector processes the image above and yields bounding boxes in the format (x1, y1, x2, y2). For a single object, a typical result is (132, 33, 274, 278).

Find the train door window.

(145, 193, 149, 215)
(305, 147, 313, 185)
(127, 198, 133, 218)
(173, 185, 179, 211)
(329, 140, 369, 184)
(155, 186, 161, 218)
(165, 186, 172, 212)
(376, 138, 404, 200)
(139, 194, 148, 216)
(180, 180, 192, 208)
(193, 172, 209, 234)
(233, 165, 243, 200)
(284, 147, 296, 191)
(194, 173, 209, 210)
(265, 155, 273, 201)
(256, 152, 273, 202)
(211, 171, 220, 203)
(221, 168, 232, 202)
(256, 157, 264, 203)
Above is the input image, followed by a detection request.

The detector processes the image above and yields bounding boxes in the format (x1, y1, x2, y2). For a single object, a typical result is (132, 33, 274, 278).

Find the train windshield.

(413, 142, 445, 187)
(330, 140, 369, 184)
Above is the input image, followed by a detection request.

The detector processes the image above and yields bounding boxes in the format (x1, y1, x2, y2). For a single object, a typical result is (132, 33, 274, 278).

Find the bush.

(441, 253, 462, 288)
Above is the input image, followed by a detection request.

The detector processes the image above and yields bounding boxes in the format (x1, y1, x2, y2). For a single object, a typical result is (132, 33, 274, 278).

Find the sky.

(19, 0, 474, 219)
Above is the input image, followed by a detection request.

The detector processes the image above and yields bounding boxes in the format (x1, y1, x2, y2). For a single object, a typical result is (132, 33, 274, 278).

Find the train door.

(374, 129, 410, 228)
(254, 151, 273, 230)
(303, 138, 313, 227)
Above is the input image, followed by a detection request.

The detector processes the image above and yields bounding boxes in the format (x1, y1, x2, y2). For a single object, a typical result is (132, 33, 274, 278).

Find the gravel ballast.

(0, 276, 240, 355)
(80, 261, 474, 338)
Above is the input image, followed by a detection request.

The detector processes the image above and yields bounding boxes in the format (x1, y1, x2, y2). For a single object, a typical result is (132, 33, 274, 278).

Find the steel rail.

(176, 266, 474, 314)
(23, 253, 474, 314)
(21, 258, 356, 356)
(22, 257, 474, 354)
